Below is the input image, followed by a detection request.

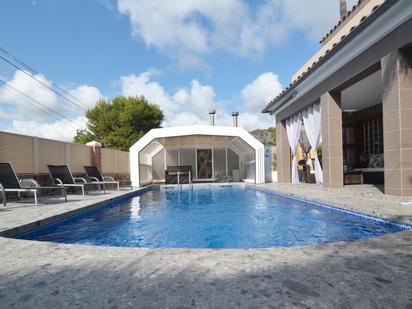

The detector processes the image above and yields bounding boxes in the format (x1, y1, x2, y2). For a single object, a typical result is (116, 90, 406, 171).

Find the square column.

(276, 120, 291, 183)
(381, 49, 412, 196)
(321, 92, 343, 188)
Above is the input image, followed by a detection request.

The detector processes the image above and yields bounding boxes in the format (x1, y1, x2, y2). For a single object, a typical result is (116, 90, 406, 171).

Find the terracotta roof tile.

(320, 0, 365, 43)
(263, 0, 385, 113)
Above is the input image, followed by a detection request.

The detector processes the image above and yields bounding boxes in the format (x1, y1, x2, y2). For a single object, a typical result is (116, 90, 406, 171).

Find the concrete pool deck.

(0, 184, 411, 308)
(0, 188, 140, 236)
(259, 183, 412, 225)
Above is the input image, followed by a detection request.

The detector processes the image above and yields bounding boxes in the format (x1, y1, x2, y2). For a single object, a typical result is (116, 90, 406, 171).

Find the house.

(262, 0, 412, 196)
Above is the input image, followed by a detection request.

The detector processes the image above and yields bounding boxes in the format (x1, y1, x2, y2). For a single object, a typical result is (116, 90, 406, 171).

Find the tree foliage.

(74, 96, 164, 151)
(250, 127, 276, 146)
(267, 127, 276, 144)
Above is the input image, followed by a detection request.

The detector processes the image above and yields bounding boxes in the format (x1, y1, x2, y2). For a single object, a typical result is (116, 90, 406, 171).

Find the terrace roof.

(262, 0, 391, 115)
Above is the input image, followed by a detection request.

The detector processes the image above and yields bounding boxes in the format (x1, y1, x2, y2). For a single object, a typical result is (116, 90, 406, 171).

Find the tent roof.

(130, 125, 264, 156)
(129, 125, 266, 186)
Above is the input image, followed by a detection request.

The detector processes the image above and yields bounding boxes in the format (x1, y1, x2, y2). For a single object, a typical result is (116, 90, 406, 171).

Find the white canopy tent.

(130, 125, 265, 187)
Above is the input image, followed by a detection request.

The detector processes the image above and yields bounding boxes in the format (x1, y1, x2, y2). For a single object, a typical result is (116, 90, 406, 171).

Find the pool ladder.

(177, 170, 193, 190)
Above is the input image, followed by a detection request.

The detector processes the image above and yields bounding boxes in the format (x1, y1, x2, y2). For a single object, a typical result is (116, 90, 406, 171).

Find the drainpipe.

(209, 109, 216, 126)
(232, 112, 239, 127)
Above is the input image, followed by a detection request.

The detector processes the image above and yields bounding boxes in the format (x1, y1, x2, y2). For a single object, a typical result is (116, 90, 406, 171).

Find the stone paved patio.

(0, 184, 411, 308)
(259, 183, 412, 225)
(0, 189, 139, 236)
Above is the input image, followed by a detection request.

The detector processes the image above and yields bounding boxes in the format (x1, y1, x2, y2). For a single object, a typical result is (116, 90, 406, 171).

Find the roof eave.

(261, 0, 395, 115)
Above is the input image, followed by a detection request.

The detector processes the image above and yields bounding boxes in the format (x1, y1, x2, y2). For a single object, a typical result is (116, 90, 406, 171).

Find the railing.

(177, 170, 193, 190)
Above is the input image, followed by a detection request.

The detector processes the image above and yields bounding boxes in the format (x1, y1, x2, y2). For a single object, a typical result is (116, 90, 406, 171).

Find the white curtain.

(286, 113, 302, 184)
(302, 103, 323, 185)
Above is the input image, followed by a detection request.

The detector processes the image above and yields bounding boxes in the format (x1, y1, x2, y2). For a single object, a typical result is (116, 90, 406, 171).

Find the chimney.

(340, 0, 347, 19)
(232, 112, 239, 127)
(209, 109, 216, 126)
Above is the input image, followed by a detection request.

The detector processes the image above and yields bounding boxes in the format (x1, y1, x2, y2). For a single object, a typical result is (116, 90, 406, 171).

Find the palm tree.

(340, 0, 347, 18)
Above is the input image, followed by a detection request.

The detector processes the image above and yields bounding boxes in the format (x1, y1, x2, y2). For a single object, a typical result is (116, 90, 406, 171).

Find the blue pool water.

(18, 186, 409, 248)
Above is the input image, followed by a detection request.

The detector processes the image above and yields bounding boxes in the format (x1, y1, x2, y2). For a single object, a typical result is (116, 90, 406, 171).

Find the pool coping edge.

(0, 187, 149, 238)
(2, 183, 410, 240)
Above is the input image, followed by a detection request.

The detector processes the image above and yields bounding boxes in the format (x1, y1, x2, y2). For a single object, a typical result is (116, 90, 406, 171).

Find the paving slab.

(0, 189, 140, 237)
(0, 184, 411, 308)
(259, 183, 412, 225)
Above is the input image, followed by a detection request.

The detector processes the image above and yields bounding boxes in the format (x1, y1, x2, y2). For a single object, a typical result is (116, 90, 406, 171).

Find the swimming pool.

(17, 185, 409, 248)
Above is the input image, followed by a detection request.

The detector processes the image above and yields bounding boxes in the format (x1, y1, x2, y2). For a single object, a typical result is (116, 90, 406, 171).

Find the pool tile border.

(154, 182, 411, 230)
(0, 188, 149, 238)
(132, 183, 412, 230)
(250, 185, 412, 230)
(3, 183, 411, 240)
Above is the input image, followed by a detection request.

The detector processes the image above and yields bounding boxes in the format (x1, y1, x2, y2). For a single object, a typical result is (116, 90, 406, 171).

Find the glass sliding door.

(197, 149, 212, 178)
(227, 148, 240, 177)
(152, 149, 165, 181)
(165, 148, 178, 167)
(213, 147, 226, 178)
(180, 148, 196, 178)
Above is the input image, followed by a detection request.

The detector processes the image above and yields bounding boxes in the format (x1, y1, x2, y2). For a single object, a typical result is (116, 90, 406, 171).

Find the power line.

(0, 47, 90, 109)
(0, 80, 85, 131)
(0, 47, 38, 74)
(0, 50, 89, 112)
(1, 88, 81, 132)
(0, 79, 87, 131)
(0, 54, 88, 112)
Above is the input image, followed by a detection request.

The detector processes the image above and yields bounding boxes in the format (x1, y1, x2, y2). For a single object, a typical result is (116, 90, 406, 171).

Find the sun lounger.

(83, 165, 120, 190)
(0, 162, 66, 206)
(48, 164, 101, 197)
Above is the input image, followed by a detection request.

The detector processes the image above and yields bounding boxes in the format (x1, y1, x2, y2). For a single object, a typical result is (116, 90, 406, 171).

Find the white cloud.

(120, 71, 222, 127)
(118, 1, 231, 53)
(117, 0, 264, 65)
(186, 80, 218, 112)
(68, 85, 105, 109)
(235, 72, 282, 129)
(0, 109, 15, 121)
(238, 112, 275, 131)
(1, 67, 282, 142)
(117, 0, 357, 66)
(0, 70, 105, 119)
(166, 112, 207, 127)
(121, 72, 177, 114)
(0, 70, 104, 141)
(119, 70, 279, 130)
(7, 116, 87, 142)
(241, 72, 282, 111)
(0, 70, 59, 119)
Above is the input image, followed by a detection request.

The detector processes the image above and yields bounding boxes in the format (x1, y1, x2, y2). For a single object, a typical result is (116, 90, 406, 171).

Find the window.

(343, 126, 356, 167)
(363, 118, 383, 155)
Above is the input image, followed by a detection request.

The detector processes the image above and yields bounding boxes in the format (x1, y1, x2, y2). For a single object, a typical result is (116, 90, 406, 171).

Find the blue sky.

(0, 0, 356, 141)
